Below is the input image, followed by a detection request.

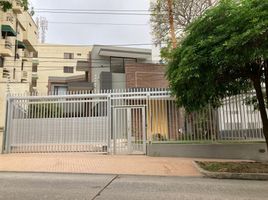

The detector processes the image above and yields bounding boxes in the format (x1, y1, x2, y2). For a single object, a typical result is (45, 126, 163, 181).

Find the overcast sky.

(30, 0, 152, 48)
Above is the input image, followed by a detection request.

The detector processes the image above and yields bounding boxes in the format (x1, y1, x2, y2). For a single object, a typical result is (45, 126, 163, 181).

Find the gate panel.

(5, 96, 110, 153)
(113, 107, 146, 154)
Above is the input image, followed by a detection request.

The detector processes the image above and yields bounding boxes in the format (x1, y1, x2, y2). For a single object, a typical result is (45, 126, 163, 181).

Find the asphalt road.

(0, 173, 267, 200)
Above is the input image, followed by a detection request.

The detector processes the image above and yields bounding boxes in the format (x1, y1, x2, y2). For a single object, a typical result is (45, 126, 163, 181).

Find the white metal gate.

(4, 89, 264, 154)
(4, 91, 152, 155)
(113, 107, 146, 154)
(4, 94, 111, 154)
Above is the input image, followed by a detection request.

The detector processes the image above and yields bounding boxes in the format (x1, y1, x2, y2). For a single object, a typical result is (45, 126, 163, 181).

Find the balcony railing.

(5, 40, 12, 50)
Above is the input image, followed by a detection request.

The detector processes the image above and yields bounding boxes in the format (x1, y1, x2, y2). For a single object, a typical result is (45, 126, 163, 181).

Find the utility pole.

(167, 0, 185, 134)
(167, 0, 177, 48)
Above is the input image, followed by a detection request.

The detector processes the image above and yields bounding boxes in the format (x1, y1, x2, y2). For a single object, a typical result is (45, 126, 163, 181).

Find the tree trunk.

(252, 76, 268, 151)
(264, 60, 268, 102)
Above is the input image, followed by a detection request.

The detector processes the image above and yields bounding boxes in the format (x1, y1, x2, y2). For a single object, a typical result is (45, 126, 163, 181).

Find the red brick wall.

(125, 63, 169, 88)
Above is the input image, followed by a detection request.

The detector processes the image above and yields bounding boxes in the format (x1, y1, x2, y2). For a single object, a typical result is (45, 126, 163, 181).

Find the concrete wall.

(112, 73, 126, 89)
(91, 46, 111, 90)
(147, 143, 268, 161)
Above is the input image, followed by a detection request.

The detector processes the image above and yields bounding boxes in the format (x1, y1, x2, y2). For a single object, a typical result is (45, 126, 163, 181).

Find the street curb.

(193, 161, 268, 181)
(0, 170, 200, 178)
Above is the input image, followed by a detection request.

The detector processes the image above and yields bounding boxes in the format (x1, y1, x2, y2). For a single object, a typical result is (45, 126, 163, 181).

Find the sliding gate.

(4, 94, 111, 154)
(4, 91, 153, 154)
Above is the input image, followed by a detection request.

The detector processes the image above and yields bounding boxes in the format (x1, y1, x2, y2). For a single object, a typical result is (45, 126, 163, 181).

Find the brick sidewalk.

(0, 154, 201, 177)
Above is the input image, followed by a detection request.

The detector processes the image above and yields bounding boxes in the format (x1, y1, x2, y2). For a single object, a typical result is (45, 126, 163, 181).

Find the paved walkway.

(0, 154, 201, 177)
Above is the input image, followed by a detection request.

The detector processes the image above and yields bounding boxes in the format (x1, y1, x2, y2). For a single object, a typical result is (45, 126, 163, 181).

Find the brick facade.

(125, 63, 169, 89)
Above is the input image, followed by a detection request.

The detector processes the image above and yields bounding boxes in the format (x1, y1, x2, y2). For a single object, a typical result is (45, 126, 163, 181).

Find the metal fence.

(4, 88, 265, 154)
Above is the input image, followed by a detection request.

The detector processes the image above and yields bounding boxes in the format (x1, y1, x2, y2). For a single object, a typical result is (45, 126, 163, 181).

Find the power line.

(0, 43, 161, 48)
(34, 8, 171, 13)
(47, 21, 149, 26)
(1, 63, 164, 71)
(35, 8, 152, 12)
(3, 56, 163, 62)
(34, 10, 155, 16)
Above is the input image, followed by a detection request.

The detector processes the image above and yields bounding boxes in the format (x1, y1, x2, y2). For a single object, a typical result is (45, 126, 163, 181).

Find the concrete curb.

(0, 171, 200, 178)
(193, 161, 268, 181)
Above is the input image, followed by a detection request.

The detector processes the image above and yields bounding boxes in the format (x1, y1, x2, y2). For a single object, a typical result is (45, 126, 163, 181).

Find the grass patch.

(197, 161, 268, 173)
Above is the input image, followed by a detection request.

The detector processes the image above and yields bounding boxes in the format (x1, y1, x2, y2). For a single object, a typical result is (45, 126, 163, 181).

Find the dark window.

(54, 86, 68, 95)
(32, 64, 38, 72)
(124, 58, 137, 65)
(0, 57, 4, 68)
(77, 53, 82, 56)
(63, 66, 74, 73)
(21, 61, 24, 71)
(31, 78, 37, 87)
(110, 57, 137, 73)
(64, 53, 74, 59)
(13, 68, 16, 79)
(111, 57, 124, 73)
(33, 52, 38, 58)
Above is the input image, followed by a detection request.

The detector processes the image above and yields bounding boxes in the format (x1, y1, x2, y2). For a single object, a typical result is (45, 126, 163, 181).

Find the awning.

(1, 25, 17, 37)
(16, 40, 26, 49)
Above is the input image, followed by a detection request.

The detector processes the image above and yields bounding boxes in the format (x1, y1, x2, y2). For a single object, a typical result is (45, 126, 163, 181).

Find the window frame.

(110, 56, 137, 73)
(63, 66, 74, 73)
(64, 53, 74, 59)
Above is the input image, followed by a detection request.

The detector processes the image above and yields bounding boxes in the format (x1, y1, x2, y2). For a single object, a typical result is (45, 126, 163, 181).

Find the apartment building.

(36, 44, 92, 94)
(0, 0, 38, 128)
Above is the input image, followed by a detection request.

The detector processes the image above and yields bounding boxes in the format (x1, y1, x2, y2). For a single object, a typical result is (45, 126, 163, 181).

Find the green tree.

(0, 0, 28, 12)
(166, 0, 268, 148)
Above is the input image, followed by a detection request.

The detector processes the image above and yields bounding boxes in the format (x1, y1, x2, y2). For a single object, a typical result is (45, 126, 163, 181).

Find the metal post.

(107, 95, 111, 153)
(2, 97, 10, 154)
(5, 98, 13, 153)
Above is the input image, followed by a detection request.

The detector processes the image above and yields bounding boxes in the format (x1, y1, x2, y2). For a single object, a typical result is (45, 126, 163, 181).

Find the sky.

(30, 0, 152, 48)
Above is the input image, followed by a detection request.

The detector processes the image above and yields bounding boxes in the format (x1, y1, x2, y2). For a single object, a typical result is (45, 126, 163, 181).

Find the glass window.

(64, 53, 74, 59)
(63, 66, 74, 73)
(54, 86, 68, 95)
(31, 78, 37, 87)
(0, 57, 4, 68)
(111, 57, 124, 73)
(124, 58, 136, 65)
(32, 64, 38, 72)
(13, 68, 16, 79)
(110, 57, 136, 73)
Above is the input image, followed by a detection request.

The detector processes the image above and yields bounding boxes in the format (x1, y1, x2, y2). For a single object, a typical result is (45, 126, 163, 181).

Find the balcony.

(32, 58, 39, 65)
(22, 50, 33, 62)
(68, 82, 94, 91)
(1, 25, 16, 37)
(0, 39, 13, 57)
(2, 68, 10, 78)
(2, 13, 16, 31)
(31, 72, 38, 79)
(21, 71, 28, 82)
(76, 61, 91, 71)
(22, 13, 38, 53)
(12, 0, 23, 14)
